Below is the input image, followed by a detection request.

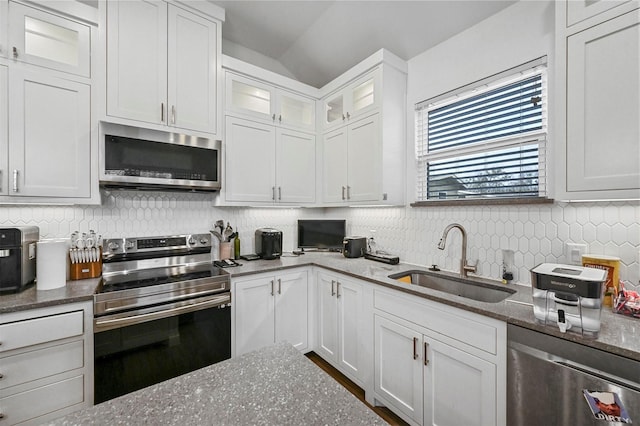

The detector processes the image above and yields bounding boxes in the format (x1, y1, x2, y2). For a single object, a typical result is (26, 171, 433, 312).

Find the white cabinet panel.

(233, 269, 309, 356)
(225, 116, 276, 202)
(277, 90, 315, 131)
(321, 69, 380, 131)
(234, 275, 276, 355)
(9, 2, 91, 77)
(276, 128, 315, 203)
(0, 310, 84, 353)
(0, 340, 84, 389)
(8, 69, 90, 198)
(321, 127, 348, 203)
(347, 114, 380, 202)
(0, 64, 7, 195)
(106, 0, 166, 125)
(425, 337, 496, 426)
(0, 375, 84, 425)
(567, 0, 631, 26)
(0, 0, 8, 58)
(168, 5, 218, 134)
(274, 270, 309, 351)
(374, 315, 423, 424)
(322, 114, 380, 203)
(315, 271, 365, 385)
(566, 9, 640, 193)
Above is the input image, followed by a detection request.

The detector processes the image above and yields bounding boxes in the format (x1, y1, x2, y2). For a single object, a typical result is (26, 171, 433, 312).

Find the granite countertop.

(49, 342, 385, 426)
(2, 252, 639, 361)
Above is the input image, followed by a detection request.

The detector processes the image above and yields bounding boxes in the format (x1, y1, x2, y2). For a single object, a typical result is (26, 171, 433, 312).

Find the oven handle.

(94, 293, 230, 333)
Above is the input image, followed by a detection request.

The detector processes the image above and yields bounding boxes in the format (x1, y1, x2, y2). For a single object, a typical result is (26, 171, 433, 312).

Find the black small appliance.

(343, 236, 367, 258)
(255, 228, 282, 260)
(0, 226, 39, 293)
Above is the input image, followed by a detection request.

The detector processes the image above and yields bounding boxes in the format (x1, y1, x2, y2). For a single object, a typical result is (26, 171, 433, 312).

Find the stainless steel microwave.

(100, 127, 221, 192)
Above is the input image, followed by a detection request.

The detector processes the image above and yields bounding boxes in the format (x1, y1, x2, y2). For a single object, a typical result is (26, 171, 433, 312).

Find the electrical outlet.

(565, 243, 587, 265)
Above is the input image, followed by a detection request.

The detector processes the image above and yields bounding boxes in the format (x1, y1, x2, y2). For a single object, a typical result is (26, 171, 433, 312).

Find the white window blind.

(415, 60, 547, 201)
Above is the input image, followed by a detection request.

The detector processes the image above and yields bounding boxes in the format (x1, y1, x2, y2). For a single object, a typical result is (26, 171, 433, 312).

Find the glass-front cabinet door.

(276, 90, 315, 131)
(225, 72, 274, 122)
(321, 67, 380, 130)
(8, 2, 91, 77)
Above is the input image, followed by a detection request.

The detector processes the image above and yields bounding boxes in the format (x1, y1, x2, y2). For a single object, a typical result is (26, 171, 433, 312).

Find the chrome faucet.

(437, 223, 477, 278)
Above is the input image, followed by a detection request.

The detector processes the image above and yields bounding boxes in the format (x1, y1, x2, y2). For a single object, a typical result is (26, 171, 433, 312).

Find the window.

(415, 58, 548, 202)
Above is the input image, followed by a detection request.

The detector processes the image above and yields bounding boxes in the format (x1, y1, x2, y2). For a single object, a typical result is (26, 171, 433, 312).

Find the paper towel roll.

(37, 239, 69, 291)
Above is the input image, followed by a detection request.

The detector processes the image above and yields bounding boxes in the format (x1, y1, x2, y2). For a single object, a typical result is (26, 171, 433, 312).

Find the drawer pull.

(331, 280, 336, 296)
(413, 337, 418, 360)
(424, 342, 430, 366)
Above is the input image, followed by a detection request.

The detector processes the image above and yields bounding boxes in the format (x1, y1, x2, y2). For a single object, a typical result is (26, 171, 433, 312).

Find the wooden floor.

(305, 352, 409, 426)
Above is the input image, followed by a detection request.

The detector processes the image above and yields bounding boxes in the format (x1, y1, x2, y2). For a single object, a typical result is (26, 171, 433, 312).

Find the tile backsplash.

(0, 190, 638, 288)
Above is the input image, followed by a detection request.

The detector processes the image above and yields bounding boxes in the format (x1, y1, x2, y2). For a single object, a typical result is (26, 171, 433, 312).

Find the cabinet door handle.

(346, 111, 351, 119)
(341, 186, 346, 200)
(413, 337, 419, 360)
(346, 186, 351, 200)
(278, 114, 282, 123)
(336, 281, 341, 298)
(171, 105, 175, 124)
(12, 170, 18, 193)
(0, 373, 3, 379)
(272, 186, 276, 200)
(424, 342, 430, 365)
(342, 113, 346, 121)
(278, 278, 282, 294)
(272, 113, 276, 121)
(331, 280, 336, 296)
(270, 280, 275, 296)
(278, 186, 282, 200)
(161, 103, 165, 122)
(12, 46, 17, 58)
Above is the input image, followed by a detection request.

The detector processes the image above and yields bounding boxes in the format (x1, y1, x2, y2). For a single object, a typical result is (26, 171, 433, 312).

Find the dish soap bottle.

(234, 231, 241, 260)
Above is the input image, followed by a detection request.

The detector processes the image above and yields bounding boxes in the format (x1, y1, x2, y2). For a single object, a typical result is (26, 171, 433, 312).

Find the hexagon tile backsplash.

(0, 190, 638, 288)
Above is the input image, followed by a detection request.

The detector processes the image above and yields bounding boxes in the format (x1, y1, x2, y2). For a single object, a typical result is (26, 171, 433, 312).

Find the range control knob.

(200, 237, 209, 245)
(188, 237, 196, 245)
(125, 240, 135, 250)
(107, 241, 120, 251)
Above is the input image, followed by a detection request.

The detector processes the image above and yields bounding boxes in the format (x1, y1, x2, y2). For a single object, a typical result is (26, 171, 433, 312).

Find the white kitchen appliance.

(531, 263, 607, 337)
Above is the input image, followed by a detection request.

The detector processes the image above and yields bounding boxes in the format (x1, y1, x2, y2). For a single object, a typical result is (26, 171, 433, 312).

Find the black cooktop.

(98, 263, 227, 293)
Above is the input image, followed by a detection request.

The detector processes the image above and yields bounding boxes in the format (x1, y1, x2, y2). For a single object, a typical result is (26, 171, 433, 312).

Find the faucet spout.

(437, 223, 476, 278)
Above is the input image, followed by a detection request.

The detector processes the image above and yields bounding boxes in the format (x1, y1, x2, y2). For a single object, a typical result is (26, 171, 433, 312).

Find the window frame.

(413, 57, 551, 205)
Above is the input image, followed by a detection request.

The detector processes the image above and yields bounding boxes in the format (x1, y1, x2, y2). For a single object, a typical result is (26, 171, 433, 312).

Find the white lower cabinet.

(316, 270, 365, 386)
(0, 301, 93, 425)
(233, 269, 310, 356)
(373, 287, 506, 426)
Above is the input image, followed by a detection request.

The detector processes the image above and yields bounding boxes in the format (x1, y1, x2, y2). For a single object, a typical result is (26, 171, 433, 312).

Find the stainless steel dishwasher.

(507, 324, 639, 425)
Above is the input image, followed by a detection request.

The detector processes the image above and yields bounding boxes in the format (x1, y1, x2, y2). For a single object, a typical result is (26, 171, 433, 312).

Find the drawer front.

(0, 375, 84, 424)
(0, 310, 84, 353)
(0, 340, 84, 389)
(374, 288, 498, 355)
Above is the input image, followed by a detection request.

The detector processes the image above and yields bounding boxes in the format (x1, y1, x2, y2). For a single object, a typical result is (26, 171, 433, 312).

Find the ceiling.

(211, 1, 516, 88)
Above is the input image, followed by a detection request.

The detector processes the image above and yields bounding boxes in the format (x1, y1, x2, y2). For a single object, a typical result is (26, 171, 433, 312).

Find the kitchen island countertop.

(48, 342, 385, 426)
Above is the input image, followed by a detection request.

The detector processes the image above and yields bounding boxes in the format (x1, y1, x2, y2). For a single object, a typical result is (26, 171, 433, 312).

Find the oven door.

(94, 293, 231, 403)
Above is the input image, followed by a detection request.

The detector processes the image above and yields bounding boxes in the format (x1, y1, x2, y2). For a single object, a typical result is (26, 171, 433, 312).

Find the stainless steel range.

(93, 233, 231, 404)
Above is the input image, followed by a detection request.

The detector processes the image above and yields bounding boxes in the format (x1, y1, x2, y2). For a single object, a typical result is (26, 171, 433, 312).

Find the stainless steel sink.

(388, 270, 516, 303)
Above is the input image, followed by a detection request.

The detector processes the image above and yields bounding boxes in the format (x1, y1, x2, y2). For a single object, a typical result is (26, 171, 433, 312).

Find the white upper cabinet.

(224, 115, 315, 204)
(106, 1, 221, 136)
(321, 69, 380, 131)
(567, 0, 631, 26)
(0, 0, 7, 58)
(225, 71, 315, 131)
(555, 2, 640, 200)
(0, 65, 7, 196)
(8, 68, 91, 198)
(8, 2, 91, 77)
(320, 58, 406, 206)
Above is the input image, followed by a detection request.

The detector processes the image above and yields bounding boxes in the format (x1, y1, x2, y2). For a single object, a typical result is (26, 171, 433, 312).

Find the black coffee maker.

(255, 228, 282, 260)
(0, 226, 39, 293)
